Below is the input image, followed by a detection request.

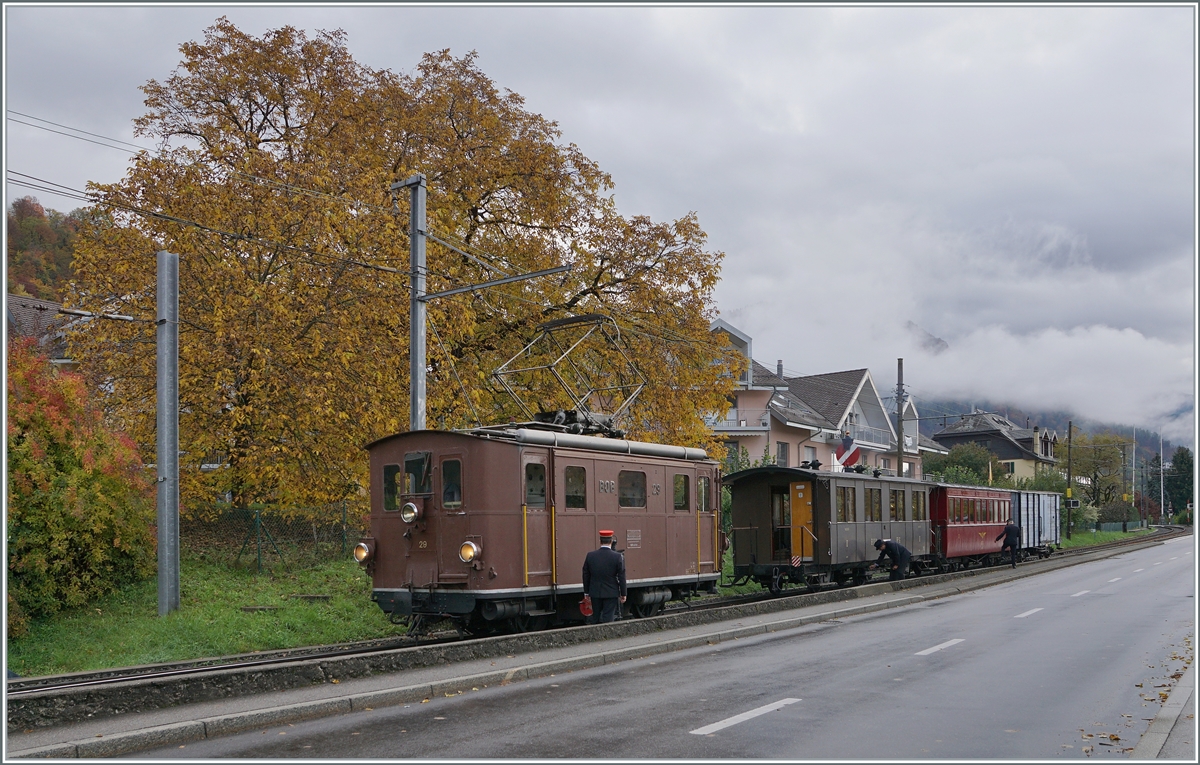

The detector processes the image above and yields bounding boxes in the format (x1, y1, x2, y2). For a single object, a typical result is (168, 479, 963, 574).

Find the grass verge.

(6, 556, 397, 678)
(1056, 527, 1152, 550)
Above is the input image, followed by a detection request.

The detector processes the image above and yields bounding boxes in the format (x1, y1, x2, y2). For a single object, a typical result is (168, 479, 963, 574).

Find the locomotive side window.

(697, 476, 711, 512)
(890, 490, 905, 522)
(442, 459, 462, 509)
(673, 474, 690, 512)
(404, 452, 432, 494)
(525, 463, 547, 508)
(565, 466, 587, 509)
(618, 470, 646, 508)
(383, 464, 401, 511)
(836, 486, 856, 522)
(865, 488, 882, 522)
(912, 491, 926, 521)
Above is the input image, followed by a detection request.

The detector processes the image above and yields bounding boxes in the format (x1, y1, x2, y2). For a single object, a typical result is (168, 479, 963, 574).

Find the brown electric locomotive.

(355, 425, 722, 634)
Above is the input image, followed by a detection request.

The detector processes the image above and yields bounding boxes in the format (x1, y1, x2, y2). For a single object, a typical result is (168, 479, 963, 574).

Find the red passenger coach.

(357, 426, 722, 635)
(930, 484, 1011, 566)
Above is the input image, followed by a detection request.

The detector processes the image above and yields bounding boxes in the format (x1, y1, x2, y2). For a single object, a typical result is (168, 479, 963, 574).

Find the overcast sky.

(4, 4, 1196, 446)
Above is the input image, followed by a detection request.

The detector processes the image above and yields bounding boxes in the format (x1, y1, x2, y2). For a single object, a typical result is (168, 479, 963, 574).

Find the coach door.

(696, 467, 717, 574)
(790, 481, 815, 563)
(522, 452, 553, 588)
(770, 486, 792, 563)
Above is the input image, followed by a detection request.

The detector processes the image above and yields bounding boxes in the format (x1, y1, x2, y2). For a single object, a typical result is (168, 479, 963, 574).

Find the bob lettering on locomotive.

(356, 426, 722, 635)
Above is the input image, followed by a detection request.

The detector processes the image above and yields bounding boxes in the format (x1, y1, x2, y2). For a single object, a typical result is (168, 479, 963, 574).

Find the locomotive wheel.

(631, 600, 663, 619)
(512, 614, 548, 633)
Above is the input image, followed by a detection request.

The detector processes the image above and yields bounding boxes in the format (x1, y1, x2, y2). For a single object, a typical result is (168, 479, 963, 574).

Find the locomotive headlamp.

(353, 541, 373, 564)
(400, 502, 421, 523)
(458, 540, 482, 563)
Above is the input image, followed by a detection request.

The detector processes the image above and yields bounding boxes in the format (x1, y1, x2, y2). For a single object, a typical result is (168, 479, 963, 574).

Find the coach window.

(912, 491, 926, 521)
(618, 470, 646, 508)
(383, 464, 401, 511)
(836, 485, 856, 522)
(890, 490, 905, 522)
(442, 459, 462, 509)
(865, 488, 882, 523)
(525, 463, 546, 508)
(404, 452, 431, 494)
(951, 497, 960, 522)
(698, 476, 711, 513)
(565, 466, 587, 509)
(674, 474, 690, 512)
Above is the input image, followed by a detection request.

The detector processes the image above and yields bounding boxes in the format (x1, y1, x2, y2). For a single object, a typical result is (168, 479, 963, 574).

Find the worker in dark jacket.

(582, 529, 627, 624)
(995, 520, 1021, 568)
(870, 538, 911, 581)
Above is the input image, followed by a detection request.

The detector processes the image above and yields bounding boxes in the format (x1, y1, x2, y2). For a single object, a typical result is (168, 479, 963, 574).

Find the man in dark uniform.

(870, 538, 911, 581)
(995, 519, 1021, 568)
(582, 529, 627, 624)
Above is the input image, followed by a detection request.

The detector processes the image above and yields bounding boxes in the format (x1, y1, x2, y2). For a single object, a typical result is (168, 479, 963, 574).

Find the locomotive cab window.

(673, 474, 690, 512)
(565, 466, 587, 509)
(698, 476, 712, 513)
(404, 452, 432, 495)
(442, 459, 462, 509)
(618, 470, 646, 508)
(525, 463, 546, 508)
(383, 464, 401, 511)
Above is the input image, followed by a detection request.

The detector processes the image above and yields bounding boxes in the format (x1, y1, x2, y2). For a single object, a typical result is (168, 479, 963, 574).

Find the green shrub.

(6, 337, 156, 636)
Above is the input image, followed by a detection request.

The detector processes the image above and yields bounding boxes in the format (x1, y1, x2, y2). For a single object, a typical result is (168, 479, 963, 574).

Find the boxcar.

(356, 427, 722, 633)
(725, 466, 934, 591)
(1011, 489, 1061, 557)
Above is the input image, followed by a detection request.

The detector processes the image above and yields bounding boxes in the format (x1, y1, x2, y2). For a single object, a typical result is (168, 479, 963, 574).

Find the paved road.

(137, 538, 1194, 759)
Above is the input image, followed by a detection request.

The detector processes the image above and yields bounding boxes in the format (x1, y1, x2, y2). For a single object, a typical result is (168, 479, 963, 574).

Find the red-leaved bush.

(7, 337, 155, 636)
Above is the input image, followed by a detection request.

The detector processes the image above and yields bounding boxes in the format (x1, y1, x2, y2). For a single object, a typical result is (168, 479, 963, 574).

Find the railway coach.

(724, 466, 933, 592)
(355, 425, 722, 635)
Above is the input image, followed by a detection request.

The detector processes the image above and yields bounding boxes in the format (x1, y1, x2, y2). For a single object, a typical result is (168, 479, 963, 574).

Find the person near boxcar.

(582, 529, 627, 624)
(870, 538, 911, 581)
(995, 520, 1021, 568)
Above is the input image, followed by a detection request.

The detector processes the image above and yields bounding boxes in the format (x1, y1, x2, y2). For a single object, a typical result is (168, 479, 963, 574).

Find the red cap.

(599, 529, 615, 537)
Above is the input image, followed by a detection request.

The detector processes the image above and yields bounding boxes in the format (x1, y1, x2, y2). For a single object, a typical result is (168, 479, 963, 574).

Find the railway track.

(7, 525, 1187, 699)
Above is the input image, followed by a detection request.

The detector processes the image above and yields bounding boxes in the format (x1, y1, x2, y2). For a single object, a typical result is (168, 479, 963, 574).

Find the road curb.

(6, 534, 1179, 759)
(1130, 660, 1195, 759)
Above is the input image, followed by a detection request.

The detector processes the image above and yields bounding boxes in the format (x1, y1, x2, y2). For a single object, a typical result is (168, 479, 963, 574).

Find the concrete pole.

(895, 358, 904, 478)
(390, 174, 428, 432)
(1066, 420, 1073, 540)
(1160, 431, 1165, 522)
(156, 250, 180, 616)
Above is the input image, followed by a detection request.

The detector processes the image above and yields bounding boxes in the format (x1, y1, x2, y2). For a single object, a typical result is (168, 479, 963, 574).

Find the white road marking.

(1071, 590, 1089, 597)
(1108, 578, 1122, 583)
(1154, 562, 1163, 566)
(915, 639, 964, 656)
(690, 698, 801, 735)
(1170, 557, 1178, 560)
(1134, 568, 1145, 572)
(1014, 608, 1043, 618)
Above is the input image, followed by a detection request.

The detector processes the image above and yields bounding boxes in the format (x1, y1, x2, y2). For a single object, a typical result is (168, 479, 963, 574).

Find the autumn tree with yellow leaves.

(67, 19, 743, 515)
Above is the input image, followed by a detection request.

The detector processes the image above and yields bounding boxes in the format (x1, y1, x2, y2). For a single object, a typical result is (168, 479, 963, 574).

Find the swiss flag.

(835, 433, 860, 466)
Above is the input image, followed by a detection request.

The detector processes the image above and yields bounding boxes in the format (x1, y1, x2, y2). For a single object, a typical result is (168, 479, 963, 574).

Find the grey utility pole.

(392, 174, 428, 432)
(895, 358, 905, 478)
(1066, 420, 1073, 540)
(157, 250, 180, 616)
(390, 175, 571, 433)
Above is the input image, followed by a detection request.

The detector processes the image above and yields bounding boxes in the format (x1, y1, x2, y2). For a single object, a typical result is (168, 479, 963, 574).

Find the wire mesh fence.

(180, 500, 370, 573)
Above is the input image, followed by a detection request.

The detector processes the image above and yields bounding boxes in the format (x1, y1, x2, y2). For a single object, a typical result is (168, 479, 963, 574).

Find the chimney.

(777, 359, 784, 378)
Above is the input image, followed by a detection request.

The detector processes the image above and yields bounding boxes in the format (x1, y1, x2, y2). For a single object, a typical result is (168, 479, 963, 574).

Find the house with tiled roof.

(931, 410, 1058, 479)
(6, 293, 74, 368)
(708, 320, 838, 470)
(881, 394, 950, 466)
